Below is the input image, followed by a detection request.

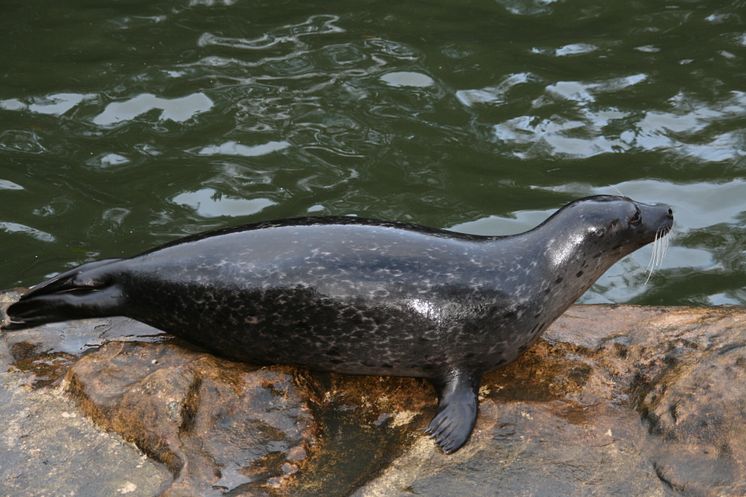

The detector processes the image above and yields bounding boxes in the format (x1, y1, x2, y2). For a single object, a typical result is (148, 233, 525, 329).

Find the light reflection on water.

(491, 84, 746, 162)
(92, 93, 214, 126)
(0, 0, 744, 306)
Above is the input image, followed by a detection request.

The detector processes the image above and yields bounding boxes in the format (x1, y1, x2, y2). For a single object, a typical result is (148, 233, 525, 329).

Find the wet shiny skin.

(3, 195, 673, 453)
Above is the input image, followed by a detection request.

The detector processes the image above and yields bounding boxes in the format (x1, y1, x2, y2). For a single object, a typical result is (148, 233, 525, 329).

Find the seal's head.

(566, 195, 671, 248)
(540, 195, 674, 279)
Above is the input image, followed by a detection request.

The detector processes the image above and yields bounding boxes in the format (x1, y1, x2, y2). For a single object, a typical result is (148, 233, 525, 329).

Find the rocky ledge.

(1, 290, 745, 497)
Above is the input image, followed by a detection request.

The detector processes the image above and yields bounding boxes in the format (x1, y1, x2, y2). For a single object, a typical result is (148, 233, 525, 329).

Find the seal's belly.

(127, 276, 541, 377)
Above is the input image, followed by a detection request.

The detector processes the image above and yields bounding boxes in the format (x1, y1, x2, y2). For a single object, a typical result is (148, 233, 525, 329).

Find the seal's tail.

(2, 259, 125, 331)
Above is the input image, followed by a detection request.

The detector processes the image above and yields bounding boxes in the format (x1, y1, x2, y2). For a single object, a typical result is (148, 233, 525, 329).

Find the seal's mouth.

(660, 218, 674, 236)
(639, 203, 673, 238)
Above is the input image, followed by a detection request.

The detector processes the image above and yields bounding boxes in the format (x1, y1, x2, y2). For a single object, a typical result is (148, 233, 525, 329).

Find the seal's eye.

(629, 208, 642, 226)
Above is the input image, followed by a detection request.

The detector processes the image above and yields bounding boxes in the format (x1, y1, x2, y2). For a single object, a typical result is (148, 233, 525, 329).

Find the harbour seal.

(2, 195, 673, 453)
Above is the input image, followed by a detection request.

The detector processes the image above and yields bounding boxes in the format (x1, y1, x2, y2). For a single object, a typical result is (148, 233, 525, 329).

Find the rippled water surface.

(1, 0, 745, 305)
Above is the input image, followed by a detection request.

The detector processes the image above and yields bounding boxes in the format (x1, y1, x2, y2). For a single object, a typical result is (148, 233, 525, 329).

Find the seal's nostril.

(666, 208, 673, 218)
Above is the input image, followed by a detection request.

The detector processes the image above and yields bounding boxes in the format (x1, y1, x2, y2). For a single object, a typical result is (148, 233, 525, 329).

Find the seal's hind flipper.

(3, 260, 125, 331)
(4, 285, 125, 330)
(426, 370, 480, 454)
(21, 258, 121, 299)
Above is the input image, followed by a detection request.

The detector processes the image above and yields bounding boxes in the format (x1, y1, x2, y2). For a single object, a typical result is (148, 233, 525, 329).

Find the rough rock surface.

(0, 291, 171, 497)
(355, 306, 746, 497)
(1, 289, 745, 496)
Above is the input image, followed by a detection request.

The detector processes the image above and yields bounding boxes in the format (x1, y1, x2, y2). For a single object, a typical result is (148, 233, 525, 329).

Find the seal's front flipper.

(425, 370, 480, 454)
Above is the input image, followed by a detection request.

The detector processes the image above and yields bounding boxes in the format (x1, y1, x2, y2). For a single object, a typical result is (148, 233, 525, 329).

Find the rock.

(0, 343, 170, 497)
(352, 404, 665, 497)
(63, 340, 432, 497)
(0, 291, 171, 497)
(2, 290, 746, 497)
(65, 341, 316, 497)
(354, 306, 746, 497)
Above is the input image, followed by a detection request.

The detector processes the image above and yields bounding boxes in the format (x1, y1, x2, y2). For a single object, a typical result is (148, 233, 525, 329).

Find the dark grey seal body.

(3, 196, 673, 453)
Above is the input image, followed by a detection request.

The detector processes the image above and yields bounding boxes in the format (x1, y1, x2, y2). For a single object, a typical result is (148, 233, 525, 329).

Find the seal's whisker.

(659, 226, 672, 266)
(643, 246, 655, 286)
(643, 228, 662, 286)
(655, 229, 664, 268)
(643, 225, 673, 286)
(659, 233, 667, 268)
(659, 226, 672, 267)
(657, 229, 668, 267)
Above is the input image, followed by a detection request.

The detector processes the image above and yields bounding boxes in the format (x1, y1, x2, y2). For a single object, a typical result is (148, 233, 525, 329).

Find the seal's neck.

(524, 218, 616, 303)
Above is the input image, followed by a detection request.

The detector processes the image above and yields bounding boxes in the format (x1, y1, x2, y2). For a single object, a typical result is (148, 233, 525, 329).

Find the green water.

(0, 0, 744, 305)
